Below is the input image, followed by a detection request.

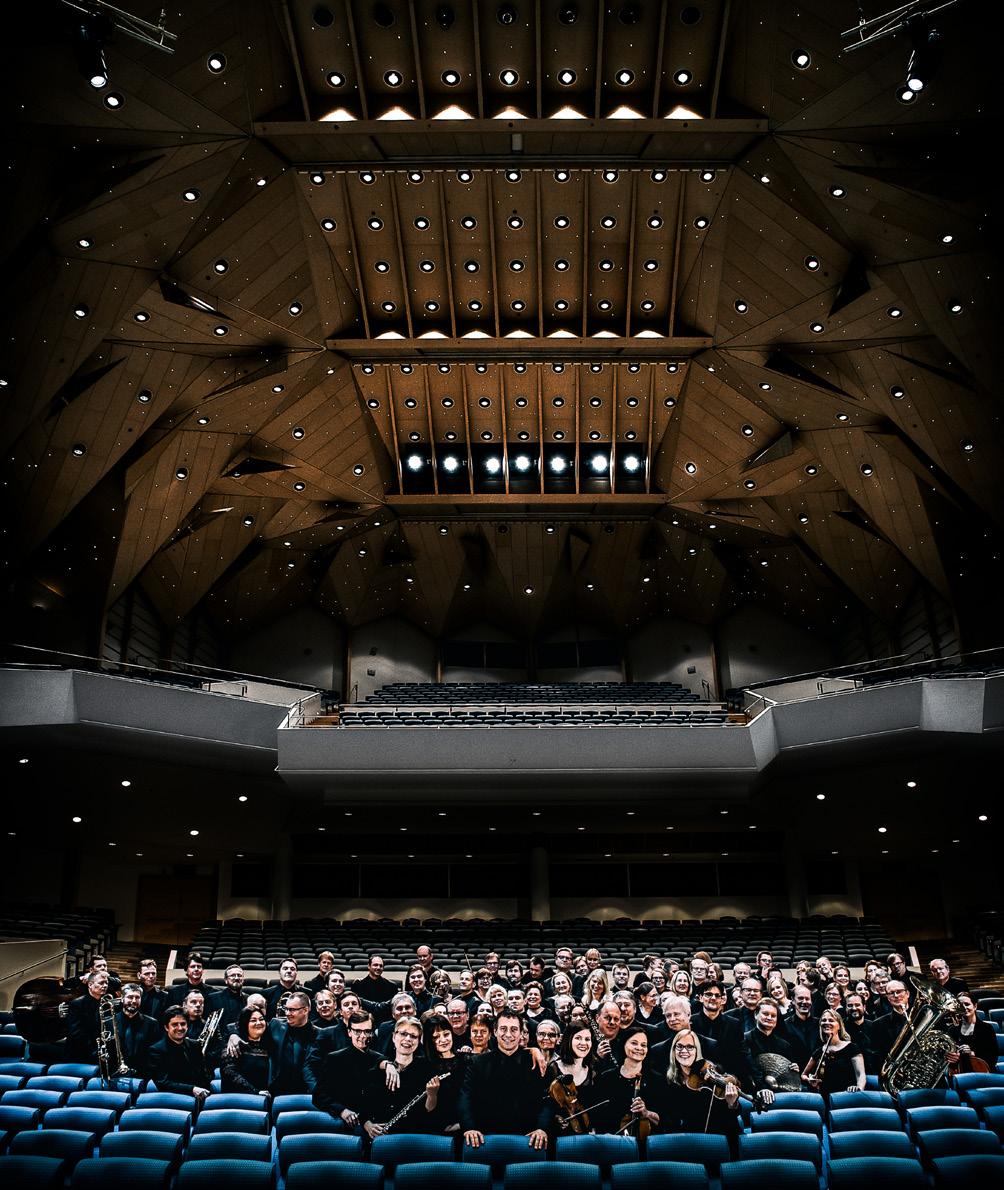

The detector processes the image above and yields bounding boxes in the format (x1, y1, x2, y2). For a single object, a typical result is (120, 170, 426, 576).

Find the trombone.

(199, 1007, 224, 1057)
(97, 994, 132, 1087)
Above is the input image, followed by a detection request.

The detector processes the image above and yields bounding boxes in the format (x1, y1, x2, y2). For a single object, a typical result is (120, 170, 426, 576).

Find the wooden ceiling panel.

(676, 169, 731, 335)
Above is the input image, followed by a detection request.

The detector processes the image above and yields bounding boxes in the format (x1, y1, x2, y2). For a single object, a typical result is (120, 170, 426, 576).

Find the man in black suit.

(137, 959, 168, 1021)
(871, 980, 912, 1068)
(691, 981, 744, 1074)
(148, 1007, 211, 1099)
(842, 992, 877, 1073)
(648, 995, 719, 1076)
(351, 955, 399, 1003)
(209, 964, 247, 1029)
(114, 982, 160, 1077)
(264, 958, 305, 1020)
(312, 1010, 381, 1127)
(929, 958, 970, 998)
(781, 984, 820, 1072)
(460, 1011, 550, 1148)
(66, 970, 108, 1062)
(265, 990, 317, 1096)
(724, 978, 763, 1035)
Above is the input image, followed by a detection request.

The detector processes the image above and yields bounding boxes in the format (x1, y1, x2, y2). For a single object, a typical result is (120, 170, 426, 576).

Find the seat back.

(202, 1094, 268, 1113)
(555, 1135, 639, 1170)
(827, 1156, 929, 1188)
(647, 1133, 731, 1172)
(395, 1162, 491, 1190)
(99, 1129, 185, 1166)
(828, 1130, 916, 1160)
(369, 1133, 455, 1171)
(66, 1090, 131, 1116)
(905, 1105, 980, 1135)
(829, 1107, 903, 1132)
(736, 1132, 822, 1170)
(929, 1154, 1004, 1187)
(279, 1131, 364, 1173)
(462, 1134, 547, 1174)
(174, 1158, 276, 1189)
(9, 1129, 96, 1167)
(915, 1127, 1001, 1161)
(0, 1155, 67, 1189)
(274, 1110, 345, 1141)
(186, 1132, 273, 1162)
(284, 1161, 382, 1190)
(70, 1156, 172, 1188)
(192, 1108, 269, 1135)
(609, 1162, 709, 1190)
(118, 1107, 192, 1138)
(719, 1158, 820, 1189)
(504, 1160, 602, 1190)
(748, 1108, 822, 1135)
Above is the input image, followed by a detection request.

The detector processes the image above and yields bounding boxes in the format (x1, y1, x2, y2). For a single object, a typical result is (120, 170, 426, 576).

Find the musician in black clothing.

(148, 1007, 211, 1099)
(781, 985, 820, 1072)
(948, 992, 999, 1071)
(373, 994, 418, 1055)
(209, 965, 247, 1028)
(312, 1010, 381, 1127)
(304, 952, 336, 994)
(404, 966, 436, 1016)
(166, 953, 209, 1008)
(114, 983, 159, 1077)
(265, 991, 317, 1096)
(66, 970, 108, 1062)
(654, 1029, 742, 1139)
(841, 993, 877, 1073)
(742, 1001, 798, 1104)
(363, 1016, 436, 1138)
(929, 958, 970, 997)
(351, 955, 399, 1003)
(263, 958, 305, 1020)
(460, 1011, 550, 1149)
(691, 981, 744, 1075)
(137, 959, 167, 1021)
(870, 980, 912, 1066)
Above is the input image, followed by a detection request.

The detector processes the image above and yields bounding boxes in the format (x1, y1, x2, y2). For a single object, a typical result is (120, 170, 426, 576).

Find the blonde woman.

(801, 1009, 865, 1096)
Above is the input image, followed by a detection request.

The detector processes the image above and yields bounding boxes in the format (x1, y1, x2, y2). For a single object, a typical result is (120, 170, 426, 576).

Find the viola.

(549, 1075, 591, 1134)
(684, 1060, 762, 1112)
(616, 1074, 652, 1138)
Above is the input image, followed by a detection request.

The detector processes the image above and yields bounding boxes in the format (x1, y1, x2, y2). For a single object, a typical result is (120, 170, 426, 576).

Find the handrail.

(281, 691, 324, 729)
(741, 690, 777, 720)
(0, 947, 69, 983)
(4, 643, 326, 697)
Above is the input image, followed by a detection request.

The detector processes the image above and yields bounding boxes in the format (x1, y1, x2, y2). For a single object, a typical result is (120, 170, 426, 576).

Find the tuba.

(880, 976, 961, 1095)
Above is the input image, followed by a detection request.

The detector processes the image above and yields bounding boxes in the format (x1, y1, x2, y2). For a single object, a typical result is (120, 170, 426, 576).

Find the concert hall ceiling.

(3, 0, 1000, 648)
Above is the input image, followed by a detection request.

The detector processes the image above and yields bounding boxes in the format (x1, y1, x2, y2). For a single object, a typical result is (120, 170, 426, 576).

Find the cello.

(12, 977, 79, 1043)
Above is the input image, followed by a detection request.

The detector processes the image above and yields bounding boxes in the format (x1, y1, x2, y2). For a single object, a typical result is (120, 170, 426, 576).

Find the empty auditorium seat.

(70, 1156, 172, 1188)
(719, 1158, 819, 1190)
(66, 1090, 130, 1116)
(270, 1094, 314, 1122)
(828, 1131, 917, 1160)
(42, 1106, 115, 1138)
(369, 1133, 455, 1171)
(829, 1107, 904, 1133)
(285, 1160, 382, 1190)
(646, 1133, 731, 1172)
(119, 1107, 193, 1139)
(279, 1131, 364, 1173)
(748, 1108, 823, 1136)
(736, 1132, 822, 1171)
(827, 1156, 929, 1188)
(9, 1129, 96, 1168)
(99, 1130, 185, 1166)
(186, 1132, 273, 1162)
(135, 1092, 198, 1113)
(461, 1134, 547, 1175)
(609, 1162, 709, 1190)
(274, 1110, 346, 1141)
(930, 1154, 1004, 1186)
(504, 1160, 601, 1190)
(916, 1127, 1001, 1162)
(46, 1065, 100, 1082)
(2, 1089, 67, 1113)
(201, 1094, 268, 1113)
(396, 1161, 491, 1190)
(896, 1088, 960, 1111)
(174, 1158, 276, 1188)
(830, 1091, 896, 1112)
(192, 1108, 269, 1135)
(904, 1105, 980, 1136)
(0, 1155, 67, 1188)
(555, 1135, 639, 1170)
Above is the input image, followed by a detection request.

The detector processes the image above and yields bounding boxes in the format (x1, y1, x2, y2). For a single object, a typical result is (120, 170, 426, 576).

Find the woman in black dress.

(220, 1006, 271, 1098)
(655, 1029, 742, 1139)
(546, 1023, 602, 1133)
(422, 1011, 468, 1133)
(362, 1016, 436, 1137)
(801, 1009, 866, 1096)
(589, 1026, 662, 1135)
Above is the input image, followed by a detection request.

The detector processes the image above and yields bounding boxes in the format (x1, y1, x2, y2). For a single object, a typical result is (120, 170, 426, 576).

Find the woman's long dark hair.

(423, 1011, 453, 1060)
(555, 1021, 596, 1071)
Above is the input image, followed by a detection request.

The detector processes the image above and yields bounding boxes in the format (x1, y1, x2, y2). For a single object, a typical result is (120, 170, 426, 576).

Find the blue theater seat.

(462, 1133, 547, 1175)
(505, 1161, 601, 1190)
(830, 1091, 896, 1112)
(99, 1129, 185, 1166)
(2, 1089, 67, 1112)
(748, 1108, 823, 1136)
(270, 1094, 314, 1122)
(719, 1159, 819, 1190)
(769, 1092, 826, 1114)
(202, 1093, 269, 1113)
(192, 1108, 269, 1135)
(904, 1105, 980, 1136)
(916, 1127, 1001, 1162)
(828, 1131, 917, 1160)
(66, 1089, 131, 1116)
(274, 1110, 345, 1141)
(285, 1160, 382, 1190)
(9, 1128, 96, 1168)
(395, 1161, 492, 1190)
(610, 1161, 709, 1190)
(174, 1158, 276, 1189)
(0, 1037, 26, 1059)
(279, 1131, 364, 1173)
(26, 1076, 85, 1095)
(896, 1089, 960, 1111)
(555, 1135, 639, 1170)
(0, 1063, 47, 1080)
(134, 1092, 198, 1113)
(736, 1131, 822, 1171)
(0, 1155, 67, 1188)
(42, 1106, 116, 1138)
(930, 1153, 1004, 1186)
(827, 1156, 929, 1188)
(952, 1072, 1004, 1094)
(0, 1075, 26, 1094)
(118, 1107, 193, 1139)
(984, 1104, 1004, 1141)
(647, 1133, 731, 1172)
(70, 1156, 172, 1188)
(964, 1087, 1004, 1114)
(0, 1103, 42, 1137)
(84, 1075, 145, 1097)
(369, 1133, 455, 1171)
(829, 1107, 904, 1133)
(46, 1065, 100, 1082)
(186, 1132, 272, 1162)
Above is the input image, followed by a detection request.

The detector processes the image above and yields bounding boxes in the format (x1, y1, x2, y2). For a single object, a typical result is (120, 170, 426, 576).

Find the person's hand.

(724, 1083, 740, 1108)
(630, 1096, 646, 1116)
(464, 1130, 484, 1148)
(946, 1050, 960, 1065)
(959, 1044, 973, 1056)
(845, 1085, 861, 1093)
(193, 1087, 209, 1100)
(364, 1121, 386, 1139)
(596, 1038, 611, 1059)
(385, 1064, 400, 1090)
(340, 1108, 359, 1126)
(528, 1047, 548, 1076)
(527, 1128, 548, 1149)
(224, 1035, 241, 1059)
(758, 1089, 775, 1107)
(458, 1045, 473, 1054)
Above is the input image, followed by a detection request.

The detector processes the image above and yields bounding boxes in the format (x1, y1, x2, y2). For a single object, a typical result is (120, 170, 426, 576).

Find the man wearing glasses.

(691, 980, 743, 1074)
(460, 1010, 551, 1149)
(313, 1010, 381, 1127)
(446, 998, 472, 1048)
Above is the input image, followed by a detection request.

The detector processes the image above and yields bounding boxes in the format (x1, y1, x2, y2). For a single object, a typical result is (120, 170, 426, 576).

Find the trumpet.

(199, 1008, 223, 1057)
(97, 994, 132, 1086)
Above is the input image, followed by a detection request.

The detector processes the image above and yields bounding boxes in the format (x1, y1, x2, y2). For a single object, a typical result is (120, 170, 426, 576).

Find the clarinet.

(378, 1071, 452, 1133)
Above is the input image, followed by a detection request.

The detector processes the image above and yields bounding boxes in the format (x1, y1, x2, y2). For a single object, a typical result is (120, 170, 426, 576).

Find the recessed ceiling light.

(381, 300, 396, 312)
(792, 49, 811, 69)
(213, 258, 229, 272)
(941, 233, 954, 244)
(408, 169, 424, 183)
(735, 299, 748, 313)
(425, 300, 439, 312)
(255, 176, 268, 187)
(362, 364, 375, 374)
(896, 85, 916, 104)
(643, 258, 659, 272)
(213, 324, 228, 335)
(175, 467, 188, 480)
(511, 298, 526, 311)
(103, 92, 123, 109)
(597, 299, 612, 311)
(741, 424, 754, 436)
(242, 516, 254, 527)
(506, 214, 523, 230)
(457, 170, 473, 183)
(651, 169, 667, 182)
(694, 216, 709, 229)
(554, 169, 570, 182)
(557, 68, 576, 85)
(469, 299, 482, 311)
(292, 427, 305, 440)
(810, 322, 824, 333)
(666, 362, 679, 373)
(326, 70, 345, 87)
(615, 68, 634, 85)
(664, 397, 676, 407)
(647, 214, 663, 229)
(555, 299, 568, 310)
(674, 69, 693, 85)
(640, 299, 655, 312)
(310, 171, 325, 185)
(367, 216, 383, 230)
(293, 480, 306, 491)
(464, 259, 479, 273)
(685, 461, 697, 474)
(509, 258, 525, 272)
(759, 173, 771, 185)
(600, 215, 616, 229)
(500, 68, 519, 86)
(805, 255, 820, 270)
(828, 184, 846, 198)
(77, 237, 92, 249)
(887, 306, 903, 318)
(196, 416, 209, 425)
(961, 439, 974, 453)
(804, 464, 818, 475)
(137, 389, 151, 403)
(743, 479, 756, 489)
(475, 363, 488, 374)
(860, 463, 874, 476)
(554, 258, 570, 271)
(72, 815, 82, 823)
(419, 259, 435, 272)
(602, 169, 618, 183)
(816, 793, 826, 801)
(798, 513, 809, 524)
(505, 168, 521, 183)
(948, 299, 964, 314)
(374, 260, 390, 274)
(384, 70, 403, 87)
(552, 363, 565, 373)
(442, 69, 461, 86)
(598, 259, 614, 271)
(414, 216, 431, 231)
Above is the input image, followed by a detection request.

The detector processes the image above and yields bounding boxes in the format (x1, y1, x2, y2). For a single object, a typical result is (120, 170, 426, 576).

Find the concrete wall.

(717, 605, 833, 692)
(627, 616, 715, 696)
(230, 607, 343, 692)
(349, 618, 437, 702)
(442, 622, 527, 684)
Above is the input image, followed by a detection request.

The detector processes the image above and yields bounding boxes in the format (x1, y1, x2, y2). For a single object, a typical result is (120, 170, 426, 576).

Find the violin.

(684, 1060, 762, 1112)
(616, 1074, 652, 1138)
(549, 1075, 591, 1134)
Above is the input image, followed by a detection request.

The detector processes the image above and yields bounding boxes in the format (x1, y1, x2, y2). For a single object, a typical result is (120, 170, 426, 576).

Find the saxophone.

(880, 976, 961, 1095)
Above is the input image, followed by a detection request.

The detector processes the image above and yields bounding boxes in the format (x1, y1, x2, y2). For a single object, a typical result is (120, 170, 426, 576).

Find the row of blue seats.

(3, 1150, 1004, 1190)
